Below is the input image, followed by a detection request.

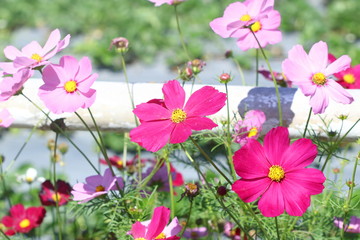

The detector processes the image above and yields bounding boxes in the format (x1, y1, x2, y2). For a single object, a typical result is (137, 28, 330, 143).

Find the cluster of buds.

(179, 183, 200, 202)
(187, 59, 206, 75)
(178, 66, 194, 82)
(109, 37, 129, 53)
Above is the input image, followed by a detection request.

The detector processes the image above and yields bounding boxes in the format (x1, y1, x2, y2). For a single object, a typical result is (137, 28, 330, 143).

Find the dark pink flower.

(39, 180, 72, 206)
(232, 126, 326, 217)
(38, 55, 97, 114)
(129, 206, 181, 240)
(130, 80, 226, 152)
(334, 65, 360, 89)
(282, 41, 354, 114)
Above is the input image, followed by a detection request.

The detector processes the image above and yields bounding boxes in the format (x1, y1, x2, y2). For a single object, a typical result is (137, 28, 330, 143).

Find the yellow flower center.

(312, 72, 327, 85)
(155, 233, 166, 239)
(343, 74, 355, 84)
(250, 21, 261, 32)
(51, 192, 62, 202)
(95, 185, 105, 192)
(25, 176, 34, 183)
(240, 14, 251, 21)
(0, 119, 2, 124)
(19, 219, 31, 228)
(117, 160, 123, 167)
(135, 238, 146, 240)
(31, 53, 43, 62)
(64, 80, 77, 93)
(268, 165, 285, 182)
(171, 109, 187, 123)
(248, 127, 258, 137)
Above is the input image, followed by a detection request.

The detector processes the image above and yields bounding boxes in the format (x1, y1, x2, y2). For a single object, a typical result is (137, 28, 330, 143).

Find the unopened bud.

(219, 73, 232, 84)
(332, 168, 340, 174)
(109, 37, 129, 53)
(346, 181, 355, 188)
(50, 118, 66, 134)
(217, 186, 228, 196)
(58, 143, 69, 155)
(225, 50, 233, 59)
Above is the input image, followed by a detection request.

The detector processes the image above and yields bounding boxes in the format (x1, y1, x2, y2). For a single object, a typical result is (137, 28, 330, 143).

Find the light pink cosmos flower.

(183, 227, 208, 239)
(0, 68, 33, 101)
(209, 0, 282, 51)
(334, 216, 360, 233)
(129, 206, 181, 240)
(38, 55, 97, 114)
(282, 41, 354, 114)
(71, 168, 124, 204)
(148, 0, 185, 7)
(0, 109, 14, 128)
(130, 80, 226, 152)
(233, 110, 266, 147)
(232, 126, 326, 217)
(0, 29, 70, 73)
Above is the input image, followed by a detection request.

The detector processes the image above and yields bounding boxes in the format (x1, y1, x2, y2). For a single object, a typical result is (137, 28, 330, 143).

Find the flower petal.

(286, 168, 325, 195)
(308, 41, 328, 72)
(59, 55, 79, 79)
(326, 80, 354, 104)
(324, 55, 351, 76)
(232, 178, 271, 202)
(184, 116, 217, 131)
(309, 87, 329, 114)
(42, 29, 61, 54)
(4, 46, 22, 60)
(131, 222, 146, 239)
(146, 206, 170, 239)
(280, 178, 311, 216)
(169, 123, 192, 144)
(133, 103, 171, 122)
(287, 44, 313, 73)
(163, 217, 182, 237)
(281, 138, 317, 170)
(163, 80, 185, 110)
(258, 182, 285, 217)
(263, 126, 290, 165)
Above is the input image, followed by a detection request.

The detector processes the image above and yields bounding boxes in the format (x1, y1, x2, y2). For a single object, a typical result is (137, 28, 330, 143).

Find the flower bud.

(179, 182, 200, 202)
(346, 181, 355, 188)
(50, 118, 66, 133)
(332, 168, 340, 174)
(225, 50, 233, 59)
(58, 143, 69, 155)
(219, 73, 232, 84)
(188, 59, 206, 75)
(178, 66, 193, 81)
(109, 37, 129, 53)
(217, 185, 228, 196)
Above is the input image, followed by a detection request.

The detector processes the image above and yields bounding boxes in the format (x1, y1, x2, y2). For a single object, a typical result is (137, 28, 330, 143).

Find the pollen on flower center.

(117, 160, 123, 167)
(343, 74, 355, 84)
(155, 233, 167, 239)
(248, 127, 258, 137)
(134, 238, 146, 240)
(312, 73, 327, 85)
(51, 193, 61, 202)
(171, 109, 187, 123)
(95, 185, 105, 192)
(19, 219, 31, 228)
(31, 53, 43, 62)
(64, 80, 77, 93)
(250, 21, 261, 32)
(268, 165, 285, 182)
(240, 14, 251, 21)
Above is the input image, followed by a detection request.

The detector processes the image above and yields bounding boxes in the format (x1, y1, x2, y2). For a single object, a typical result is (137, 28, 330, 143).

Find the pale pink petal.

(308, 41, 328, 72)
(146, 206, 170, 239)
(184, 86, 226, 116)
(76, 57, 92, 81)
(21, 41, 43, 56)
(257, 29, 282, 45)
(3, 46, 23, 60)
(41, 29, 61, 54)
(236, 31, 258, 51)
(280, 179, 311, 216)
(297, 81, 317, 96)
(0, 62, 19, 74)
(184, 116, 217, 131)
(263, 126, 289, 165)
(41, 64, 63, 88)
(59, 55, 79, 79)
(77, 73, 98, 92)
(258, 182, 285, 217)
(0, 109, 14, 128)
(163, 217, 182, 237)
(210, 18, 232, 38)
(282, 59, 312, 84)
(286, 168, 325, 195)
(131, 222, 146, 239)
(233, 139, 270, 179)
(162, 80, 185, 110)
(261, 10, 281, 29)
(309, 87, 329, 114)
(78, 89, 96, 109)
(133, 103, 171, 122)
(43, 34, 71, 60)
(247, 0, 268, 16)
(85, 175, 104, 188)
(13, 57, 36, 68)
(324, 55, 351, 76)
(224, 2, 247, 19)
(281, 138, 317, 170)
(232, 178, 271, 202)
(229, 28, 249, 39)
(169, 123, 192, 144)
(287, 45, 314, 73)
(130, 120, 174, 152)
(325, 80, 354, 104)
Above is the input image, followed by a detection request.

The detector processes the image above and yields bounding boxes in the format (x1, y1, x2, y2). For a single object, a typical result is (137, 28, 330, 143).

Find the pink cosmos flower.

(0, 109, 14, 128)
(209, 0, 282, 51)
(282, 41, 354, 114)
(232, 126, 326, 217)
(329, 55, 360, 89)
(129, 206, 181, 240)
(183, 227, 208, 239)
(71, 168, 124, 204)
(148, 0, 185, 7)
(38, 55, 97, 114)
(130, 80, 226, 152)
(258, 69, 292, 87)
(233, 110, 266, 147)
(334, 216, 360, 233)
(0, 29, 70, 73)
(0, 68, 33, 101)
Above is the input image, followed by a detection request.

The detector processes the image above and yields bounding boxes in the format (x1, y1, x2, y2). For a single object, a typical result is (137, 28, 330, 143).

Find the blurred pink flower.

(232, 126, 326, 217)
(0, 68, 33, 101)
(224, 222, 244, 240)
(71, 168, 124, 204)
(0, 109, 14, 128)
(233, 110, 266, 147)
(148, 0, 185, 7)
(334, 216, 360, 233)
(330, 54, 360, 89)
(38, 55, 97, 114)
(282, 41, 354, 114)
(258, 69, 292, 87)
(209, 0, 282, 51)
(183, 227, 208, 239)
(0, 29, 70, 73)
(129, 206, 181, 240)
(130, 80, 226, 152)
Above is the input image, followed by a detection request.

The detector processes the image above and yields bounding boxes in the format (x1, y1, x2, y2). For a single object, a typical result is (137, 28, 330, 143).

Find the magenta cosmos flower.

(0, 68, 33, 101)
(38, 55, 97, 114)
(232, 126, 326, 217)
(233, 110, 266, 147)
(0, 109, 14, 128)
(282, 41, 354, 114)
(71, 168, 124, 204)
(0, 29, 70, 74)
(130, 80, 226, 152)
(148, 0, 185, 7)
(129, 206, 181, 240)
(209, 0, 282, 51)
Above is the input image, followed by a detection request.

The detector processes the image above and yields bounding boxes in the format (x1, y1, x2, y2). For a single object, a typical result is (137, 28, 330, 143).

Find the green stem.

(137, 158, 165, 190)
(189, 136, 232, 185)
(275, 216, 280, 240)
(250, 30, 283, 126)
(225, 83, 236, 180)
(231, 56, 246, 86)
(165, 157, 175, 219)
(53, 133, 63, 240)
(0, 162, 12, 207)
(178, 200, 193, 238)
(0, 229, 11, 240)
(174, 5, 191, 60)
(303, 108, 312, 138)
(255, 49, 259, 87)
